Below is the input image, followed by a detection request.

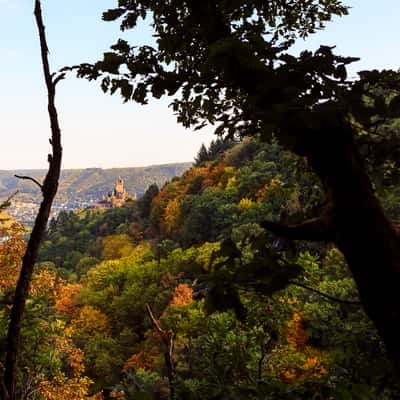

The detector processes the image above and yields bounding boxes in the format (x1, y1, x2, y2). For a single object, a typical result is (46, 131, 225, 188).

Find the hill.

(34, 138, 400, 397)
(0, 163, 192, 203)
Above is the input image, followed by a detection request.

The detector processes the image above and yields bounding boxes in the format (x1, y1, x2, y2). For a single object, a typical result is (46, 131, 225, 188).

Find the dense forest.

(1, 138, 399, 398)
(3, 0, 400, 399)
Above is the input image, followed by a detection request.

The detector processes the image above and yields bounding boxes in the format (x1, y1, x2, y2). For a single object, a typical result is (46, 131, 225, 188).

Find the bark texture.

(310, 129, 400, 370)
(267, 123, 400, 370)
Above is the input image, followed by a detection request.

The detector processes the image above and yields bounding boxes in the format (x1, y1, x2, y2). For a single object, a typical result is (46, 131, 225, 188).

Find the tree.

(194, 143, 209, 166)
(101, 234, 135, 260)
(195, 139, 236, 167)
(137, 183, 159, 220)
(72, 1, 400, 371)
(208, 138, 236, 162)
(2, 1, 63, 398)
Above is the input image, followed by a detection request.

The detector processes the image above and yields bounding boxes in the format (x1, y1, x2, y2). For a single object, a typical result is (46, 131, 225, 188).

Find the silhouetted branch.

(14, 175, 43, 191)
(53, 72, 66, 86)
(261, 216, 334, 242)
(289, 281, 362, 306)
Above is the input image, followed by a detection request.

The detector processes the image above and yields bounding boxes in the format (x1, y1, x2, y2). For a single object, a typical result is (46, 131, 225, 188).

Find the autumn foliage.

(280, 312, 328, 384)
(169, 283, 193, 307)
(0, 222, 26, 290)
(54, 282, 83, 315)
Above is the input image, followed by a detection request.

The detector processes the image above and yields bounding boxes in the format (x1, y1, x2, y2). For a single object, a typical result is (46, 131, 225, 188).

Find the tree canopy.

(69, 0, 400, 372)
(74, 1, 354, 139)
(71, 1, 400, 180)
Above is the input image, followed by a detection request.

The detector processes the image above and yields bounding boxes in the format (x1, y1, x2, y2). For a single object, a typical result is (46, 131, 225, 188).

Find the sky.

(0, 0, 400, 169)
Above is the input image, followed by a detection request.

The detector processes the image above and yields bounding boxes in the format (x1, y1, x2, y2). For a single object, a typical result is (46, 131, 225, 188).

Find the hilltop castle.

(97, 177, 136, 209)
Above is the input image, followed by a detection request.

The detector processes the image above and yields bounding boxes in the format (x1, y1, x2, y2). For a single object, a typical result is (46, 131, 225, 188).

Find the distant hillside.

(0, 163, 192, 203)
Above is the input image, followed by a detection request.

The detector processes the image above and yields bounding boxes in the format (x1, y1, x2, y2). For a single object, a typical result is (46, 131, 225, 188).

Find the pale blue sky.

(0, 1, 399, 169)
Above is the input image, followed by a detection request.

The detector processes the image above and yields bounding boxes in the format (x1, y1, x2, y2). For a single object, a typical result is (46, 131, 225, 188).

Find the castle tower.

(114, 176, 125, 198)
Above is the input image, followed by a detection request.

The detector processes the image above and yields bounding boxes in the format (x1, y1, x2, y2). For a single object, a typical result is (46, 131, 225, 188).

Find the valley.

(1, 163, 191, 225)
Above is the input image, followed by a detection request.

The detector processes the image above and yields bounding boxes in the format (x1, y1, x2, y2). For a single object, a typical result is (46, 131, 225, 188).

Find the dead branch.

(146, 304, 175, 400)
(14, 175, 43, 191)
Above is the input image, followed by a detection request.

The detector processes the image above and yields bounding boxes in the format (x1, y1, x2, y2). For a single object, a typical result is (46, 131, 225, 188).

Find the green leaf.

(102, 8, 126, 21)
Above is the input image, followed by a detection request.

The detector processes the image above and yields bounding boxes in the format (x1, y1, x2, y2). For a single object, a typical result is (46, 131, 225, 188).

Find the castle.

(97, 177, 135, 209)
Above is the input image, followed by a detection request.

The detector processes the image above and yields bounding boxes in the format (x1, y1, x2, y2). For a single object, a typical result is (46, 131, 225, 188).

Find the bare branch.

(146, 304, 175, 400)
(14, 175, 43, 191)
(53, 72, 66, 86)
(146, 304, 164, 336)
(145, 304, 173, 355)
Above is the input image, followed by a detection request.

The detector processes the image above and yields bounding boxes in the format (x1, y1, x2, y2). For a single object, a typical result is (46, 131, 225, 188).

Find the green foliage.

(194, 138, 236, 166)
(194, 144, 209, 166)
(40, 203, 140, 271)
(101, 234, 135, 260)
(179, 188, 237, 245)
(8, 137, 400, 398)
(137, 183, 159, 220)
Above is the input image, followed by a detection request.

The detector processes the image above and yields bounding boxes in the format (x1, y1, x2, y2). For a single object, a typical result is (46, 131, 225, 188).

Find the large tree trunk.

(264, 121, 400, 369)
(307, 126, 400, 370)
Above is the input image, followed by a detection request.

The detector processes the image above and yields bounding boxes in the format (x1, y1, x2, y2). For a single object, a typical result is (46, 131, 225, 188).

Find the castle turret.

(114, 176, 125, 198)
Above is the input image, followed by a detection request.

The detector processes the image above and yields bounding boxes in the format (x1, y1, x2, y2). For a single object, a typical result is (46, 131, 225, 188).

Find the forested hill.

(0, 163, 191, 202)
(26, 138, 400, 398)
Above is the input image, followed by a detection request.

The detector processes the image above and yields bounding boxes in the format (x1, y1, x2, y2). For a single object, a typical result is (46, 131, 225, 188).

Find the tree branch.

(53, 72, 66, 87)
(14, 175, 43, 191)
(289, 281, 362, 306)
(261, 216, 334, 242)
(0, 192, 18, 212)
(146, 304, 175, 400)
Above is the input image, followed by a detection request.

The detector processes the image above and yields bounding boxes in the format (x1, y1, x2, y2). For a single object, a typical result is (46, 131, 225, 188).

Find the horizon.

(0, 160, 193, 173)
